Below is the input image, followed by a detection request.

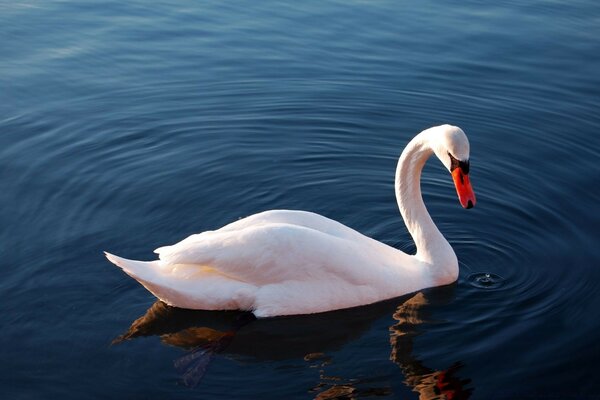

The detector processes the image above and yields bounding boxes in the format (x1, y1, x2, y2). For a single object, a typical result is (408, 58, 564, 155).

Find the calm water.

(2, 1, 600, 398)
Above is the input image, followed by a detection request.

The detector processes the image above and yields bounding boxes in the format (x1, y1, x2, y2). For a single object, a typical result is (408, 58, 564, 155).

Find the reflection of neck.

(389, 292, 472, 399)
(395, 129, 456, 274)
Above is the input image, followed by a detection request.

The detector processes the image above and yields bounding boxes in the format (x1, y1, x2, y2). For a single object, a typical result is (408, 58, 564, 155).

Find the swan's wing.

(152, 210, 358, 256)
(209, 210, 369, 241)
(154, 223, 383, 286)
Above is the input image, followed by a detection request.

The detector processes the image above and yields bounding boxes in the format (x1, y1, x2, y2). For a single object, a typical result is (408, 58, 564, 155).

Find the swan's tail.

(104, 251, 251, 311)
(104, 251, 163, 283)
(104, 251, 200, 308)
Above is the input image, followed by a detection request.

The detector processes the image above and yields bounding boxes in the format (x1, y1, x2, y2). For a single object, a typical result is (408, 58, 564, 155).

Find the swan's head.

(429, 125, 476, 209)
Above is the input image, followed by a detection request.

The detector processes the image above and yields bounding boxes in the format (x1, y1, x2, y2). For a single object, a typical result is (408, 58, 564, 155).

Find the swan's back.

(211, 210, 368, 239)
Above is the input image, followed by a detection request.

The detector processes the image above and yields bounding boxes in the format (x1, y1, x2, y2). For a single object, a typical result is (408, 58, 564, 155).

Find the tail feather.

(104, 251, 162, 283)
(104, 251, 253, 311)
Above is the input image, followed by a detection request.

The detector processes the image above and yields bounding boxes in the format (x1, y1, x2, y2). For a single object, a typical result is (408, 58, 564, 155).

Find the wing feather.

(153, 223, 375, 286)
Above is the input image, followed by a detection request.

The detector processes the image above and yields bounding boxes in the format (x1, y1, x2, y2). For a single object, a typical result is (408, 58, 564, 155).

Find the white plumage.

(106, 124, 476, 317)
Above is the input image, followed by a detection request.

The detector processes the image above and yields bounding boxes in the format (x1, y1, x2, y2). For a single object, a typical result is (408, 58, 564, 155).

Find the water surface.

(2, 1, 600, 398)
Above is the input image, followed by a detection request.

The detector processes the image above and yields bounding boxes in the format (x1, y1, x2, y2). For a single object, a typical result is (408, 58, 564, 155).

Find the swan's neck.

(395, 130, 457, 272)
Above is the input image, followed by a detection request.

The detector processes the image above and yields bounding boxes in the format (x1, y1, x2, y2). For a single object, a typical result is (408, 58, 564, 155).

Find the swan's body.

(106, 124, 476, 318)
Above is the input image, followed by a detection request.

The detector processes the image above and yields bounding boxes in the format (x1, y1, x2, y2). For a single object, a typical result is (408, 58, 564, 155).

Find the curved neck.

(395, 130, 455, 266)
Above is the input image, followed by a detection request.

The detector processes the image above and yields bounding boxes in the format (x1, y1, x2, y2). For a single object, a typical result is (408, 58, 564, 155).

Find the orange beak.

(452, 168, 476, 209)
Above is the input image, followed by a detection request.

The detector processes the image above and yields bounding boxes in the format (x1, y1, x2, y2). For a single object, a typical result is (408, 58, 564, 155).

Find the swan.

(105, 124, 476, 318)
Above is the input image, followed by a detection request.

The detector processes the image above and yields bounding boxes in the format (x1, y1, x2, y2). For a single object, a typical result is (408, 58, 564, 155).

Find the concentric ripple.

(1, 0, 600, 398)
(467, 273, 505, 290)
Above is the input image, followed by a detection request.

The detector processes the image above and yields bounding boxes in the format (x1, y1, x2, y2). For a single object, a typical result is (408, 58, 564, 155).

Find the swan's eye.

(448, 152, 469, 174)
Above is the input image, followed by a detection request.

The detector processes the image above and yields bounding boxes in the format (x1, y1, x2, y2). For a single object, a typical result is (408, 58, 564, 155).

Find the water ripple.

(2, 0, 600, 396)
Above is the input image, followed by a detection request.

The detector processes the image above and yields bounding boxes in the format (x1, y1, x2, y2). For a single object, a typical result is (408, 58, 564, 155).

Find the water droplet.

(467, 272, 504, 289)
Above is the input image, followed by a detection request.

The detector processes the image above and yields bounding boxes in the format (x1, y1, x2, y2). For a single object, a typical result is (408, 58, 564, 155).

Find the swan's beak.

(452, 169, 476, 209)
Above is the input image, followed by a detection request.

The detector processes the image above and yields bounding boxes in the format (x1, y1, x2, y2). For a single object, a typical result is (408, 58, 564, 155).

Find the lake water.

(2, 1, 600, 398)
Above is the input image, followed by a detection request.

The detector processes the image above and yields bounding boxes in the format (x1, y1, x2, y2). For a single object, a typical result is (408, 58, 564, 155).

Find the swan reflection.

(389, 292, 472, 399)
(114, 288, 472, 398)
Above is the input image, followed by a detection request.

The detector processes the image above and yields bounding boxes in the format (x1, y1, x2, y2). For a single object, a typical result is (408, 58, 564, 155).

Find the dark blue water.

(2, 1, 600, 398)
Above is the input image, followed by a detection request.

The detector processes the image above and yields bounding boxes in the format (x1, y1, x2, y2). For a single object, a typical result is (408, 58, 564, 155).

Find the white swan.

(105, 124, 476, 318)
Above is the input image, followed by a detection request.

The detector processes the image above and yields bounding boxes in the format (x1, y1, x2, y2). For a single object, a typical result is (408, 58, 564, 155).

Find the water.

(2, 0, 600, 398)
